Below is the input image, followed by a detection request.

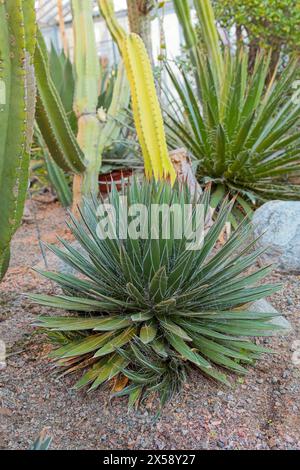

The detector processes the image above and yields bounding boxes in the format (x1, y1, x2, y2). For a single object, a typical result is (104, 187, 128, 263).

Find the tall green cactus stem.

(71, 0, 131, 206)
(0, 0, 37, 280)
(126, 0, 153, 62)
(34, 30, 85, 174)
(98, 0, 176, 184)
(72, 0, 102, 203)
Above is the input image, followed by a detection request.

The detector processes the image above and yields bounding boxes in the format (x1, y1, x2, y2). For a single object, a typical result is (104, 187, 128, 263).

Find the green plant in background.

(211, 0, 300, 72)
(31, 178, 284, 408)
(48, 43, 123, 138)
(33, 1, 130, 208)
(49, 43, 77, 132)
(33, 124, 72, 207)
(30, 42, 76, 206)
(30, 124, 72, 207)
(44, 154, 72, 208)
(98, 66, 117, 112)
(0, 0, 37, 280)
(71, 0, 131, 207)
(34, 29, 85, 175)
(168, 0, 300, 226)
(37, 41, 130, 205)
(172, 0, 197, 67)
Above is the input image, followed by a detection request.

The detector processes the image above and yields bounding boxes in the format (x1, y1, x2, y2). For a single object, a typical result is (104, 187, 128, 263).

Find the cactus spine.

(0, 0, 37, 279)
(98, 0, 176, 184)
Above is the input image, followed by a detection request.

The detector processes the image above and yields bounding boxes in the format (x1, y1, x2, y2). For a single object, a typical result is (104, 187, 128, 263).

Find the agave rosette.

(166, 0, 300, 226)
(31, 179, 282, 407)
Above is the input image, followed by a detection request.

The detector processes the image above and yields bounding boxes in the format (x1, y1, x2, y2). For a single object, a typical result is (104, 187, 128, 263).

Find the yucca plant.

(31, 178, 283, 408)
(167, 0, 300, 225)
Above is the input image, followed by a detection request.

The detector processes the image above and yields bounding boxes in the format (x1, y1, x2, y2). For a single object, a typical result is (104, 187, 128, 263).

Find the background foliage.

(212, 0, 300, 69)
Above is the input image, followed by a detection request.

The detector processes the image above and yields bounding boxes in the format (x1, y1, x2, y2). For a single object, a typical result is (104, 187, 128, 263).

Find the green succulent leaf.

(93, 327, 137, 357)
(140, 320, 158, 344)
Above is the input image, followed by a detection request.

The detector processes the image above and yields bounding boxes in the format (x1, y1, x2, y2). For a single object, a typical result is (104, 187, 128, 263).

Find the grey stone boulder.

(250, 299, 292, 336)
(252, 201, 300, 273)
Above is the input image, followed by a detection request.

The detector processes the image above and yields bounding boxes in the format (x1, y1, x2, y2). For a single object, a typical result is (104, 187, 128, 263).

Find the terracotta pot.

(98, 169, 133, 195)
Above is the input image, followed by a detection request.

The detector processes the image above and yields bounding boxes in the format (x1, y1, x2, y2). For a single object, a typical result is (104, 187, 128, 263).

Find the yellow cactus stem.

(98, 0, 176, 185)
(98, 0, 127, 47)
(124, 34, 176, 183)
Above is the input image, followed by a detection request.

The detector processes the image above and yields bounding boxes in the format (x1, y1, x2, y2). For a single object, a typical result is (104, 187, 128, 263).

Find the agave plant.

(30, 430, 52, 450)
(31, 178, 283, 408)
(167, 0, 300, 225)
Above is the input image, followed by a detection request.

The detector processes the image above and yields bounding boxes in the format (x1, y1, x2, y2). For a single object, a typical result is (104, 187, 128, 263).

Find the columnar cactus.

(34, 29, 85, 174)
(71, 0, 102, 201)
(33, 0, 129, 207)
(71, 0, 130, 206)
(0, 0, 130, 278)
(98, 0, 176, 184)
(0, 0, 37, 279)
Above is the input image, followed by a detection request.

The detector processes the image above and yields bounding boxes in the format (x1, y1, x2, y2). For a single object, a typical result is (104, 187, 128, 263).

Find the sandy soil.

(0, 198, 300, 450)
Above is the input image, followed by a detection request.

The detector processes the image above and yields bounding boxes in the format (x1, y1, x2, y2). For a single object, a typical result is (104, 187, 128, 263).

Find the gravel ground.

(0, 198, 300, 450)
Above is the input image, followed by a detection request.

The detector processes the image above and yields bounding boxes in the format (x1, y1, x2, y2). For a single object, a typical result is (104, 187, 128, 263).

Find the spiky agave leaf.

(167, 0, 300, 224)
(165, 55, 300, 208)
(31, 178, 284, 407)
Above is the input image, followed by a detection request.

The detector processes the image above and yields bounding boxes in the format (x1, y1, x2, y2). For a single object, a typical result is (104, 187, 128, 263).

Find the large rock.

(250, 299, 292, 336)
(252, 201, 300, 273)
